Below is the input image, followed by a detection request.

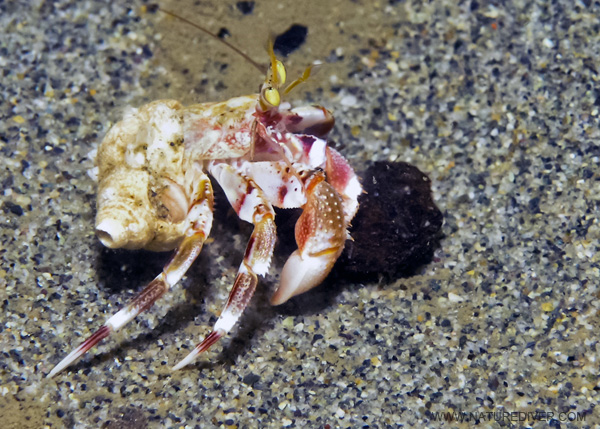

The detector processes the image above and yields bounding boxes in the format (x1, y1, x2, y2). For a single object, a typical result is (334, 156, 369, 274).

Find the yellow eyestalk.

(260, 38, 288, 110)
(263, 87, 281, 107)
(260, 37, 320, 110)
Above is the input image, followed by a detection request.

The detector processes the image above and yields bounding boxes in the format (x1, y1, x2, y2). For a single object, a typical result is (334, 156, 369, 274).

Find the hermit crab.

(47, 15, 361, 378)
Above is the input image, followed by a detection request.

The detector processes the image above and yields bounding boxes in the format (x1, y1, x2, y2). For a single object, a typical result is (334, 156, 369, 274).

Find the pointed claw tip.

(171, 351, 197, 371)
(171, 360, 188, 372)
(172, 330, 225, 371)
(45, 354, 76, 379)
(272, 250, 331, 305)
(46, 367, 60, 379)
(46, 325, 112, 379)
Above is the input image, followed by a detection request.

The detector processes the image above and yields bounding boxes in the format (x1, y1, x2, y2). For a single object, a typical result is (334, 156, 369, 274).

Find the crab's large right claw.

(271, 172, 347, 305)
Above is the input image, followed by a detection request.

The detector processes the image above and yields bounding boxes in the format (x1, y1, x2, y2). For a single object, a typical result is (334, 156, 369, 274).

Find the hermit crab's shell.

(95, 100, 190, 252)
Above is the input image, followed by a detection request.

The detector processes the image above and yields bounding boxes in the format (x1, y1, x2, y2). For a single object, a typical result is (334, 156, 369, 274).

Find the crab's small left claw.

(271, 171, 347, 305)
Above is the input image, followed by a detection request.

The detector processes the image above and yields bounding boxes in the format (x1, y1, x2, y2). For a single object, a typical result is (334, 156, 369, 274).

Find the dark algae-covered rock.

(339, 161, 443, 280)
(273, 24, 308, 57)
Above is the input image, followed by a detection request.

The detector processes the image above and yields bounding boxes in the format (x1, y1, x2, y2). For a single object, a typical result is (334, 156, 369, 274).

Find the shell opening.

(95, 219, 125, 249)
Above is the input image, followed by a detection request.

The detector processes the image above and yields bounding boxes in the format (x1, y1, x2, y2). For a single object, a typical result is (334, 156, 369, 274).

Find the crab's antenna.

(158, 7, 266, 74)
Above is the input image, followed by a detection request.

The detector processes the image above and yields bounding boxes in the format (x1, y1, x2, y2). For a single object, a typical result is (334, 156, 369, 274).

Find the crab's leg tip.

(172, 329, 224, 371)
(46, 363, 66, 379)
(46, 325, 111, 378)
(171, 354, 195, 372)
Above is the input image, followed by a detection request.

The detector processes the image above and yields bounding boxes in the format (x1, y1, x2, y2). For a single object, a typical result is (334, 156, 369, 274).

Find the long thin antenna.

(158, 7, 266, 74)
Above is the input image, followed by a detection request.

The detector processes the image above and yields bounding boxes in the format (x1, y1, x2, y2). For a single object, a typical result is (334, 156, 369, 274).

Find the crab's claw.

(271, 171, 347, 305)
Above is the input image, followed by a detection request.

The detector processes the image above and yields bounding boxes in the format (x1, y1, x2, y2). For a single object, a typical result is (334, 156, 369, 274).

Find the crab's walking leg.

(173, 162, 276, 370)
(47, 173, 214, 378)
(271, 171, 348, 305)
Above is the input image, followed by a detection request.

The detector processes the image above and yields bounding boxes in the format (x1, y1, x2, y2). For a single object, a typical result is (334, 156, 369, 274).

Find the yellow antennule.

(266, 37, 286, 86)
(267, 37, 280, 86)
(284, 60, 322, 95)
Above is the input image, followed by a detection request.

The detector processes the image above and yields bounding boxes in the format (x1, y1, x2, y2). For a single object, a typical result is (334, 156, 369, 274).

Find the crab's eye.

(275, 60, 286, 86)
(261, 86, 281, 109)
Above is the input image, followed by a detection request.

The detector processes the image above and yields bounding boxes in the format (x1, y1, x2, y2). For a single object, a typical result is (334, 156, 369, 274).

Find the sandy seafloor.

(1, 0, 599, 428)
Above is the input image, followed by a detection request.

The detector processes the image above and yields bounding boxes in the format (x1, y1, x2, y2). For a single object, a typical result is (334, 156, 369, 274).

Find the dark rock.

(236, 1, 255, 15)
(274, 25, 308, 57)
(242, 372, 260, 386)
(3, 200, 24, 216)
(217, 27, 231, 39)
(338, 161, 443, 280)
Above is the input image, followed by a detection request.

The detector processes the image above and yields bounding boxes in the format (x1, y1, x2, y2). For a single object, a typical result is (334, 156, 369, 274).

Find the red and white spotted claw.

(271, 171, 349, 305)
